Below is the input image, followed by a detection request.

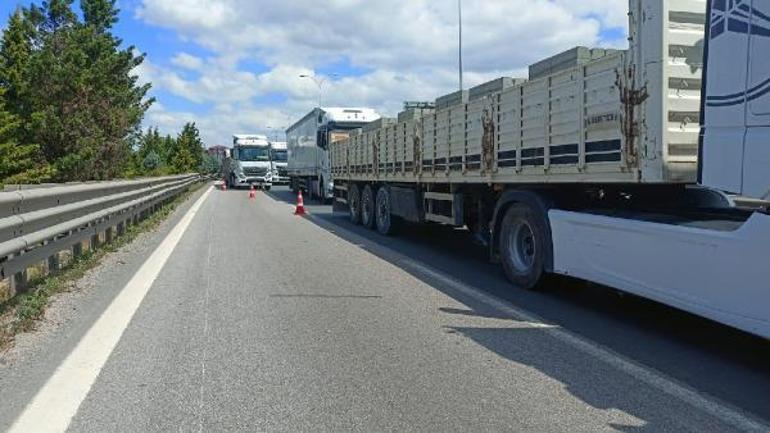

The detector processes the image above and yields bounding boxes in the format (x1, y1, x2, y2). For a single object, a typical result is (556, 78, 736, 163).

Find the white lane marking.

(9, 187, 214, 433)
(197, 199, 216, 433)
(399, 258, 769, 432)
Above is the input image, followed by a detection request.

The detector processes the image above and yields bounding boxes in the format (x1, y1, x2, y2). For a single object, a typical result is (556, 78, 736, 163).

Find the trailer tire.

(499, 203, 549, 290)
(348, 183, 362, 224)
(375, 186, 397, 235)
(361, 184, 376, 229)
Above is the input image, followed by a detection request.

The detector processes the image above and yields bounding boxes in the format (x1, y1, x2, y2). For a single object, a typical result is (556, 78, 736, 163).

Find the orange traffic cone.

(294, 190, 306, 215)
(249, 185, 256, 200)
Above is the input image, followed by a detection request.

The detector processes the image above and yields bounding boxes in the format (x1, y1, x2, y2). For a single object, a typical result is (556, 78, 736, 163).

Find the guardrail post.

(72, 240, 83, 258)
(47, 252, 60, 273)
(117, 221, 125, 237)
(11, 269, 27, 294)
(105, 226, 114, 244)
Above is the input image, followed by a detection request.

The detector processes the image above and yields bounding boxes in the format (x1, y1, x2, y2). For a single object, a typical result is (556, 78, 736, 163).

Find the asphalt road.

(1, 185, 768, 432)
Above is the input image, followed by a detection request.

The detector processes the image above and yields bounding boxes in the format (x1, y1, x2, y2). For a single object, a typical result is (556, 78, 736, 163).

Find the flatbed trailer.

(330, 0, 770, 339)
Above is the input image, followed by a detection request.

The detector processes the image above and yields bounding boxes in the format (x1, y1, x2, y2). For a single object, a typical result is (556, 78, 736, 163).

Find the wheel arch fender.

(490, 189, 555, 273)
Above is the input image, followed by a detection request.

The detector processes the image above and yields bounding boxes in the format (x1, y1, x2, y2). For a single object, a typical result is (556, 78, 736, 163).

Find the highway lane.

(0, 185, 767, 432)
(267, 187, 770, 424)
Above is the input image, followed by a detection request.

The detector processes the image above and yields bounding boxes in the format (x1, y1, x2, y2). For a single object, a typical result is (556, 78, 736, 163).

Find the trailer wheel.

(499, 203, 549, 290)
(348, 183, 362, 224)
(361, 184, 376, 229)
(375, 186, 397, 235)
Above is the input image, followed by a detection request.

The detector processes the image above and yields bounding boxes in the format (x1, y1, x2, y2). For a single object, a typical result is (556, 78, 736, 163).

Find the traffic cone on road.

(294, 190, 306, 216)
(249, 185, 256, 200)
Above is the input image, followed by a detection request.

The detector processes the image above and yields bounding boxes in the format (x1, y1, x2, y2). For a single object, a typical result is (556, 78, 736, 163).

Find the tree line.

(0, 0, 216, 185)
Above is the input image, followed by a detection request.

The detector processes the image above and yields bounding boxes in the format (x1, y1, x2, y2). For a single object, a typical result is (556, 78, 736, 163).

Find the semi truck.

(224, 134, 273, 190)
(286, 107, 380, 201)
(271, 141, 289, 185)
(330, 0, 770, 339)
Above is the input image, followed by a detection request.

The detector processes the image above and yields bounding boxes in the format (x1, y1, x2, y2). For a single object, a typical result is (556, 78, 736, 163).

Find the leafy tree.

(137, 128, 162, 162)
(0, 1, 217, 184)
(162, 134, 176, 166)
(0, 88, 54, 184)
(135, 127, 178, 175)
(200, 152, 220, 174)
(14, 0, 152, 181)
(170, 122, 204, 173)
(142, 150, 161, 172)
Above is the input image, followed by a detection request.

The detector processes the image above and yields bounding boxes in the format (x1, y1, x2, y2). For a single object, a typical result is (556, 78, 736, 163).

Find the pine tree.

(40, 0, 77, 34)
(161, 134, 176, 169)
(0, 88, 54, 184)
(135, 127, 174, 174)
(82, 0, 119, 33)
(23, 0, 153, 181)
(183, 122, 204, 170)
(0, 9, 36, 125)
(170, 123, 202, 173)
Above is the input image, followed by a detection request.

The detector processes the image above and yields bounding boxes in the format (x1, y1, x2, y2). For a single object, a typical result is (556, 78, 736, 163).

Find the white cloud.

(136, 0, 235, 30)
(134, 0, 631, 145)
(170, 52, 204, 70)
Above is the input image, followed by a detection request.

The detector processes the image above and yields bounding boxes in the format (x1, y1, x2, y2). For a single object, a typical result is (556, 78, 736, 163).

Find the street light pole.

(266, 126, 286, 142)
(458, 0, 463, 92)
(299, 74, 338, 107)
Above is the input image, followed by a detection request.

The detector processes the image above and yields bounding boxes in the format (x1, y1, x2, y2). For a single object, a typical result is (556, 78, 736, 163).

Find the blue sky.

(0, 0, 629, 146)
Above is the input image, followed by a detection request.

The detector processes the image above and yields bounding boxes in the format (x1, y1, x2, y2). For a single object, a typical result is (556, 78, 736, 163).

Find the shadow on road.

(264, 187, 770, 423)
(448, 325, 701, 433)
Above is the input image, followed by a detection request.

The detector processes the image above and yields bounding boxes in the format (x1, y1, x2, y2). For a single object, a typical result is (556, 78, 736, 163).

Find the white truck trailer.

(287, 107, 380, 201)
(330, 0, 770, 339)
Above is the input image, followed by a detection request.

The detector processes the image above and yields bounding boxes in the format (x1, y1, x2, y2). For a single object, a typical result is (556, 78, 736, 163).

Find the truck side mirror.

(317, 131, 328, 150)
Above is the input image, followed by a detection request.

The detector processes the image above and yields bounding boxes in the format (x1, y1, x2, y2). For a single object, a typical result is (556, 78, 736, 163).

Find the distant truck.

(286, 107, 380, 201)
(270, 141, 289, 185)
(224, 134, 273, 190)
(331, 0, 770, 339)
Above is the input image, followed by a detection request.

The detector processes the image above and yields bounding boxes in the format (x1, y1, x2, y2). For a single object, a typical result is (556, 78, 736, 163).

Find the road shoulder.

(0, 184, 213, 431)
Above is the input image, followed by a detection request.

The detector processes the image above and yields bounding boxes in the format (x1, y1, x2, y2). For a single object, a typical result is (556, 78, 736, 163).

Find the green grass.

(0, 182, 204, 350)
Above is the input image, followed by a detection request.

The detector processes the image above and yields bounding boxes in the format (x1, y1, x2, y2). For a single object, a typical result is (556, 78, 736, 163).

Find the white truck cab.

(700, 0, 770, 202)
(270, 141, 289, 185)
(555, 0, 770, 339)
(226, 134, 273, 190)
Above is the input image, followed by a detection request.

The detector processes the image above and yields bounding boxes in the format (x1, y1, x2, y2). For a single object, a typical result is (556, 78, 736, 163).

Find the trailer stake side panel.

(330, 0, 706, 186)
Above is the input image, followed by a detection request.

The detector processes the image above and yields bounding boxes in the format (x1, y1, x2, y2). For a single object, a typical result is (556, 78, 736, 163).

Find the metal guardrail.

(0, 174, 200, 294)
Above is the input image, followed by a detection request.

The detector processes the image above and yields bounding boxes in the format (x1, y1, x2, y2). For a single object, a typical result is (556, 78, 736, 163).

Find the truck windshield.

(272, 150, 288, 162)
(237, 147, 270, 162)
